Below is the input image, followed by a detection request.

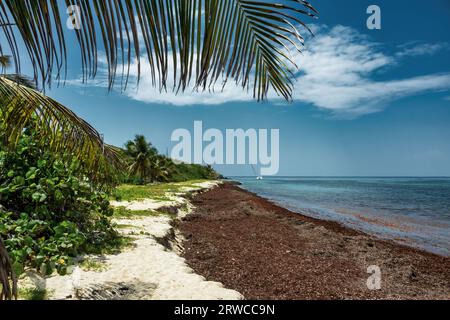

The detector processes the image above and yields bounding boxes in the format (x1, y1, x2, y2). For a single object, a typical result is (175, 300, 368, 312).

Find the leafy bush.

(0, 130, 118, 276)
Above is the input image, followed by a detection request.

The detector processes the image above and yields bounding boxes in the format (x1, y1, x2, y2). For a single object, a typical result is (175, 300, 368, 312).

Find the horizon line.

(228, 175, 450, 178)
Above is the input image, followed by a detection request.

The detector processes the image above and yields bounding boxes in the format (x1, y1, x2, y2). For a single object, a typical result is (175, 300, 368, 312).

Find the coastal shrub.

(170, 163, 221, 182)
(0, 129, 118, 276)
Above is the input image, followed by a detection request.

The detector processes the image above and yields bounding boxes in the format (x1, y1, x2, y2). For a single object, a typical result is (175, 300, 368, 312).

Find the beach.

(178, 182, 450, 300)
(16, 180, 449, 300)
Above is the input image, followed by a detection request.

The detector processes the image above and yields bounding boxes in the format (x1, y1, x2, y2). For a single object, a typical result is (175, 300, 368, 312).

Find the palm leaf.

(0, 0, 317, 101)
(0, 76, 122, 179)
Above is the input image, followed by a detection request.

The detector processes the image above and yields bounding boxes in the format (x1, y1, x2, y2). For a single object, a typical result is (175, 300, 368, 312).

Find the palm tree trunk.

(0, 236, 16, 300)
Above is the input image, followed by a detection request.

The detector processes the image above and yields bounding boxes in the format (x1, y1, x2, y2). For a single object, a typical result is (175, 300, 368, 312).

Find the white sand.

(19, 181, 243, 300)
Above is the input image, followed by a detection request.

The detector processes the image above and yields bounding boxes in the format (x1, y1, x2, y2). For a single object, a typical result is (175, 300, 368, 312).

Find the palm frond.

(0, 76, 122, 179)
(2, 73, 36, 88)
(0, 0, 317, 101)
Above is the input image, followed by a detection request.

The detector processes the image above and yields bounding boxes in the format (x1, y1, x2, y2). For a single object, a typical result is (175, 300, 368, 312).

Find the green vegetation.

(80, 258, 108, 272)
(170, 163, 222, 183)
(113, 180, 210, 202)
(0, 128, 119, 277)
(18, 288, 48, 301)
(122, 135, 220, 185)
(115, 224, 137, 230)
(0, 126, 216, 286)
(113, 207, 163, 219)
(124, 135, 173, 184)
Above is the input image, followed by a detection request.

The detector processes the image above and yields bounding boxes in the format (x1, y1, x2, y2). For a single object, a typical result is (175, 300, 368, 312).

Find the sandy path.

(19, 181, 243, 300)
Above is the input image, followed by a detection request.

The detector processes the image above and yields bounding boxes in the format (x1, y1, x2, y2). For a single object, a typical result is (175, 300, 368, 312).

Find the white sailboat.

(251, 165, 263, 180)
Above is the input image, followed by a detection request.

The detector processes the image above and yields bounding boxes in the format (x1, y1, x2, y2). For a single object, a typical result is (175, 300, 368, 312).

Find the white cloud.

(68, 52, 256, 106)
(396, 42, 449, 58)
(295, 73, 450, 116)
(68, 25, 450, 116)
(122, 54, 254, 106)
(289, 26, 450, 116)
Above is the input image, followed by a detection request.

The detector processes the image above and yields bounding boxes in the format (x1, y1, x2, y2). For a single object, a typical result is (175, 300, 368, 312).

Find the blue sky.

(15, 0, 450, 176)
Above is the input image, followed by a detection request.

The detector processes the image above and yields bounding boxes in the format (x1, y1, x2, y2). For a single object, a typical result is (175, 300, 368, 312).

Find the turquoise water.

(233, 177, 450, 256)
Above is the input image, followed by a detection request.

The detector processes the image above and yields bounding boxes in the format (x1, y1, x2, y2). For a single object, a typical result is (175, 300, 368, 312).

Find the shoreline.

(233, 178, 450, 258)
(234, 181, 450, 258)
(178, 182, 450, 300)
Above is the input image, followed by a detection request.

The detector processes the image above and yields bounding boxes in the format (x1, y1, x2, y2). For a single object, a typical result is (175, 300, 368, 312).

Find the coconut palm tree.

(150, 155, 177, 182)
(0, 0, 316, 299)
(125, 135, 159, 184)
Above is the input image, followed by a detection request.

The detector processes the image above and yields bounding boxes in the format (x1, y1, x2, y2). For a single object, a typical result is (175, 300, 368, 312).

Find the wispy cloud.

(395, 42, 449, 58)
(68, 25, 450, 117)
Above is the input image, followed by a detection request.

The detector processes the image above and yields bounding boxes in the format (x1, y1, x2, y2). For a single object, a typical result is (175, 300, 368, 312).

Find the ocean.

(233, 177, 450, 256)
